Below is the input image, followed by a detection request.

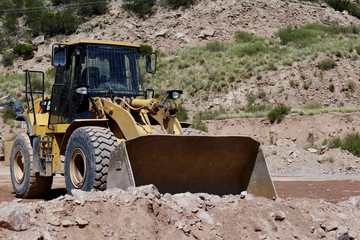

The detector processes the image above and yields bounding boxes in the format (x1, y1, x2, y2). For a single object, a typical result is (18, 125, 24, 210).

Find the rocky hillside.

(3, 0, 359, 73)
(1, 0, 360, 115)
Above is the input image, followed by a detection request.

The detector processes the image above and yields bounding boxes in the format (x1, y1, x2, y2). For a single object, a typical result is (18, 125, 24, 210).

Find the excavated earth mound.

(0, 185, 359, 240)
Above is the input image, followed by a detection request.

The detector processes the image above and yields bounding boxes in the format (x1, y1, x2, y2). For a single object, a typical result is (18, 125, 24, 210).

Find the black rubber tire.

(64, 127, 117, 194)
(182, 128, 208, 136)
(10, 134, 53, 198)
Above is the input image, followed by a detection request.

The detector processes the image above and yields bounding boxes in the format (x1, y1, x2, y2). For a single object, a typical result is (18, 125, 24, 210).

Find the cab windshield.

(83, 45, 144, 97)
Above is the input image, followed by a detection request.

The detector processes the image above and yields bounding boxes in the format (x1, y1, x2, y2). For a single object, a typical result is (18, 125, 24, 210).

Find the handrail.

(24, 69, 45, 126)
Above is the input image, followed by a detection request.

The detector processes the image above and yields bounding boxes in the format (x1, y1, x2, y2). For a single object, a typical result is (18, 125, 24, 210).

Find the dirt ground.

(1, 113, 360, 239)
(0, 169, 359, 239)
(1, 162, 360, 204)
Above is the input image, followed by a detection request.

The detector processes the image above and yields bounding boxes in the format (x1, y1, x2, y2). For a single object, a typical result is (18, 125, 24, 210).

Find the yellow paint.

(100, 98, 141, 140)
(65, 40, 140, 48)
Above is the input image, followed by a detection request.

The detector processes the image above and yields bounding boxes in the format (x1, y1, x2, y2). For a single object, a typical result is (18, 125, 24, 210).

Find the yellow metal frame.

(22, 93, 182, 175)
(19, 41, 181, 176)
(65, 40, 140, 48)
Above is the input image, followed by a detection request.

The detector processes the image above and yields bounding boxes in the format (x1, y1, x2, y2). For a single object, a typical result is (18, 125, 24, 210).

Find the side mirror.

(146, 53, 157, 74)
(52, 44, 67, 66)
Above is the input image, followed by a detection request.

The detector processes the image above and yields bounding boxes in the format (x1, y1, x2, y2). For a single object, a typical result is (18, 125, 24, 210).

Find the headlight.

(76, 87, 88, 95)
(172, 91, 181, 99)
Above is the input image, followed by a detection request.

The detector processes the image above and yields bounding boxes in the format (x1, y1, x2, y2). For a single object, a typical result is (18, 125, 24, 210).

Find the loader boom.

(0, 94, 24, 116)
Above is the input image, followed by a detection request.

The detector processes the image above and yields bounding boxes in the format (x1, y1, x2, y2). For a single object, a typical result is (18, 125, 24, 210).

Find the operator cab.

(49, 40, 156, 125)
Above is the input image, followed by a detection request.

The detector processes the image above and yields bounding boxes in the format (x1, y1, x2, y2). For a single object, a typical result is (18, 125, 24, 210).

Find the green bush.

(38, 10, 79, 36)
(1, 50, 16, 67)
(317, 58, 337, 70)
(303, 80, 312, 90)
(13, 43, 37, 60)
(329, 133, 360, 157)
(329, 83, 335, 92)
(347, 2, 360, 18)
(163, 0, 196, 9)
(246, 92, 256, 106)
(1, 107, 17, 124)
(205, 41, 226, 52)
(0, 32, 11, 51)
(191, 107, 227, 131)
(245, 104, 267, 113)
(235, 42, 268, 57)
(122, 0, 157, 18)
(234, 31, 258, 43)
(276, 23, 349, 47)
(77, 0, 109, 17)
(25, 0, 45, 28)
(324, 0, 360, 19)
(355, 46, 360, 55)
(340, 133, 360, 156)
(328, 137, 342, 148)
(305, 100, 322, 109)
(177, 105, 188, 122)
(139, 44, 153, 53)
(267, 104, 291, 123)
(3, 17, 19, 34)
(51, 0, 72, 5)
(324, 0, 350, 11)
(348, 80, 355, 92)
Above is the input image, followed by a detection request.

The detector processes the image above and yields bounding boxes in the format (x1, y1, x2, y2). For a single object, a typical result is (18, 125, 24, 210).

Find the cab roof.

(65, 40, 140, 48)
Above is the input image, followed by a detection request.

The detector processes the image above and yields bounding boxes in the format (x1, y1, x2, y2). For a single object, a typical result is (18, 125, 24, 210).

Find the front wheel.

(10, 134, 53, 198)
(64, 127, 117, 194)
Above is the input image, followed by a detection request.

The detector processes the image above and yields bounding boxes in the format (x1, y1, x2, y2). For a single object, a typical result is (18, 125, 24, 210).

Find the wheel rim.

(14, 150, 25, 184)
(70, 148, 87, 189)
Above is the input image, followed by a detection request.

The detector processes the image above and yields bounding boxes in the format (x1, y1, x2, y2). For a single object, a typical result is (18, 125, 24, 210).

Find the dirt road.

(1, 162, 360, 204)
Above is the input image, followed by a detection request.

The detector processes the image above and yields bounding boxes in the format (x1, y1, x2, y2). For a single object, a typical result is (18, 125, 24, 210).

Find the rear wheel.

(10, 134, 53, 198)
(64, 127, 117, 193)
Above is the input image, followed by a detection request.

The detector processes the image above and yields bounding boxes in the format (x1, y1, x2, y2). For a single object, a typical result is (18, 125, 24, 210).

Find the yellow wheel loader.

(5, 40, 277, 199)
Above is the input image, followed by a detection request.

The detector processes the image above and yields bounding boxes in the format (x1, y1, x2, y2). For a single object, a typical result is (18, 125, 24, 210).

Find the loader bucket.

(108, 135, 277, 199)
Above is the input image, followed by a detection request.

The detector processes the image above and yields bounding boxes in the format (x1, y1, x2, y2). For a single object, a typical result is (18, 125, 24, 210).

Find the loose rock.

(0, 203, 31, 231)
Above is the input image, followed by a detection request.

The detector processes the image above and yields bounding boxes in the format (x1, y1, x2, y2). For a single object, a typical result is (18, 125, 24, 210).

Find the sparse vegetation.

(77, 0, 109, 16)
(144, 22, 360, 109)
(303, 80, 312, 90)
(191, 107, 227, 131)
(324, 0, 350, 12)
(348, 80, 355, 93)
(163, 0, 197, 9)
(317, 58, 337, 70)
(275, 22, 350, 47)
(177, 105, 189, 122)
(1, 50, 16, 67)
(305, 100, 322, 110)
(12, 43, 37, 60)
(328, 133, 360, 157)
(325, 0, 360, 19)
(37, 10, 79, 37)
(122, 0, 196, 17)
(1, 107, 17, 125)
(290, 80, 299, 88)
(267, 104, 291, 123)
(234, 31, 258, 43)
(329, 83, 335, 92)
(205, 41, 226, 52)
(122, 0, 157, 18)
